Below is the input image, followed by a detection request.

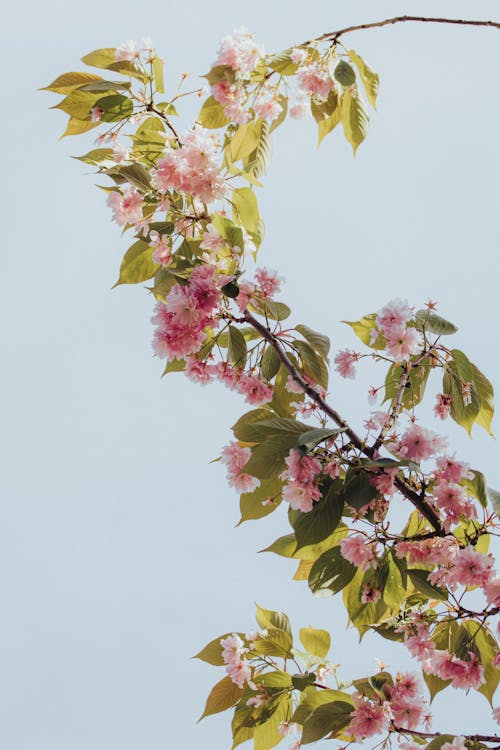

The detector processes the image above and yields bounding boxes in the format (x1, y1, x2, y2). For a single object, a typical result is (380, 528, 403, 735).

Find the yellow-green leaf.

(114, 240, 158, 286)
(199, 675, 244, 720)
(347, 50, 380, 107)
(197, 96, 230, 129)
(340, 91, 369, 154)
(43, 71, 103, 94)
(299, 627, 331, 658)
(232, 187, 260, 234)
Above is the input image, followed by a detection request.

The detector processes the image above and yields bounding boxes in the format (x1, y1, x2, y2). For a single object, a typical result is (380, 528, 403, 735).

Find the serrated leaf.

(301, 701, 353, 744)
(415, 309, 458, 336)
(74, 148, 115, 166)
(107, 163, 152, 191)
(347, 50, 379, 107)
(261, 346, 281, 382)
(228, 325, 247, 367)
(296, 427, 345, 454)
(247, 120, 271, 178)
(227, 121, 261, 163)
(309, 545, 356, 596)
(231, 409, 276, 442)
(383, 551, 404, 610)
(232, 187, 260, 234)
(197, 95, 230, 129)
(253, 694, 290, 750)
(340, 91, 369, 154)
(244, 433, 299, 480)
(293, 340, 326, 388)
(255, 605, 292, 637)
(333, 60, 356, 87)
(95, 93, 133, 122)
(443, 350, 481, 435)
(343, 466, 378, 511)
(293, 480, 344, 550)
(252, 628, 293, 658)
(193, 632, 246, 665)
(407, 569, 448, 601)
(268, 51, 299, 76)
(299, 627, 331, 658)
(199, 675, 244, 720)
(43, 71, 103, 94)
(114, 240, 158, 286)
(55, 89, 101, 119)
(385, 358, 431, 410)
(78, 79, 131, 93)
(295, 324, 330, 359)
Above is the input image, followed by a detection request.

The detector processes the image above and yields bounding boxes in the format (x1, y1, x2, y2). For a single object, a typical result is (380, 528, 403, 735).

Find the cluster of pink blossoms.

(340, 533, 378, 570)
(152, 265, 221, 361)
(347, 672, 428, 740)
(280, 450, 322, 512)
(221, 442, 259, 494)
(389, 422, 447, 462)
(153, 126, 226, 204)
(214, 27, 264, 78)
(107, 187, 143, 227)
(374, 298, 421, 360)
(187, 359, 273, 405)
(403, 620, 486, 690)
(220, 634, 250, 688)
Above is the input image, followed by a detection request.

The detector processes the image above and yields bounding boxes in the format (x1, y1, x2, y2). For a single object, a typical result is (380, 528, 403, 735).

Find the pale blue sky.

(2, 1, 500, 747)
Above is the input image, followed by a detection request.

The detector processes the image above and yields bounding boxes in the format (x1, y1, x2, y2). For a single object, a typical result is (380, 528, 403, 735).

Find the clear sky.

(2, 1, 500, 747)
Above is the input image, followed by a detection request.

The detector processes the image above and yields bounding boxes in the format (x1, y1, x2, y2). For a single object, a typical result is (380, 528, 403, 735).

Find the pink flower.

(185, 356, 215, 385)
(376, 299, 413, 338)
(226, 660, 251, 688)
(107, 188, 143, 226)
(340, 534, 377, 570)
(347, 695, 391, 739)
(237, 374, 273, 405)
(281, 449, 321, 484)
(442, 738, 466, 750)
(254, 94, 283, 122)
(484, 577, 500, 606)
(434, 393, 453, 420)
(115, 40, 140, 62)
(290, 48, 307, 65)
(385, 327, 421, 360)
(149, 230, 172, 266)
(290, 101, 308, 119)
(334, 349, 359, 379)
(447, 546, 493, 589)
(361, 583, 381, 603)
(282, 482, 321, 512)
(434, 481, 475, 523)
(213, 27, 264, 76)
(297, 64, 334, 98)
(435, 456, 472, 484)
(254, 268, 283, 298)
(90, 106, 103, 123)
(397, 424, 446, 462)
(391, 696, 425, 730)
(200, 224, 225, 253)
(493, 707, 500, 725)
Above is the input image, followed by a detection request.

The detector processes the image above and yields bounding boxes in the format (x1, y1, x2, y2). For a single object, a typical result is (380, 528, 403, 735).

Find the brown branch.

(243, 310, 444, 534)
(304, 15, 500, 46)
(393, 726, 500, 745)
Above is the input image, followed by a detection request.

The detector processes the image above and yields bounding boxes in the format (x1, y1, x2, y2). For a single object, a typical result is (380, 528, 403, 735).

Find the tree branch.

(304, 15, 500, 45)
(393, 726, 500, 745)
(243, 310, 445, 534)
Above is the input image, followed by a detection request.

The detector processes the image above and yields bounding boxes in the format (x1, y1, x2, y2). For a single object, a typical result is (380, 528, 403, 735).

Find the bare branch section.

(243, 310, 445, 534)
(304, 15, 500, 45)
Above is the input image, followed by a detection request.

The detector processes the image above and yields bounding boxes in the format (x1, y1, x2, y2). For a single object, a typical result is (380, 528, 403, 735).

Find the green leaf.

(463, 470, 488, 508)
(232, 187, 260, 234)
(114, 240, 158, 286)
(408, 569, 448, 601)
(253, 694, 290, 750)
(383, 551, 404, 610)
(197, 95, 230, 129)
(292, 687, 353, 725)
(247, 120, 272, 178)
(227, 121, 261, 163)
(293, 480, 344, 550)
(153, 57, 164, 93)
(347, 50, 380, 107)
(261, 347, 281, 382)
(299, 627, 331, 658)
(74, 148, 114, 166)
(343, 466, 379, 511)
(310, 90, 338, 123)
(296, 427, 345, 454)
(292, 672, 317, 692)
(309, 545, 357, 596)
(425, 737, 455, 750)
(301, 701, 353, 744)
(443, 350, 481, 435)
(108, 163, 152, 191)
(415, 309, 458, 336)
(239, 477, 282, 522)
(340, 90, 369, 154)
(295, 324, 330, 359)
(333, 60, 356, 87)
(95, 94, 133, 122)
(385, 358, 431, 410)
(55, 89, 101, 119)
(471, 361, 495, 435)
(252, 628, 293, 658)
(194, 632, 246, 665)
(293, 340, 327, 389)
(343, 314, 383, 348)
(232, 409, 275, 441)
(228, 325, 247, 367)
(81, 48, 117, 69)
(78, 79, 131, 93)
(43, 71, 104, 94)
(250, 299, 291, 322)
(255, 605, 292, 637)
(199, 675, 244, 720)
(318, 109, 341, 146)
(268, 51, 299, 76)
(245, 433, 298, 480)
